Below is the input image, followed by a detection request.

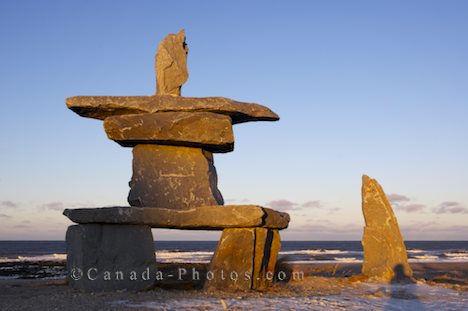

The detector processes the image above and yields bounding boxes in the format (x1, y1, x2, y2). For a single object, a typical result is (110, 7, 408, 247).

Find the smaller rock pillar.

(361, 175, 413, 282)
(205, 228, 281, 291)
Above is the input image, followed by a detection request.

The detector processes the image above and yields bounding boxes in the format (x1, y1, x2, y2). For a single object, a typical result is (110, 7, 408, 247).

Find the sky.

(0, 0, 467, 240)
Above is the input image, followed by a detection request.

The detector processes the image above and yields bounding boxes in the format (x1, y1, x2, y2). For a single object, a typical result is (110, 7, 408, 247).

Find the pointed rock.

(156, 29, 188, 96)
(361, 175, 413, 282)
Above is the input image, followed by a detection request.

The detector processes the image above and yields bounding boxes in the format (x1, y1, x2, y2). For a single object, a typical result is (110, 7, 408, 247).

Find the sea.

(0, 240, 467, 280)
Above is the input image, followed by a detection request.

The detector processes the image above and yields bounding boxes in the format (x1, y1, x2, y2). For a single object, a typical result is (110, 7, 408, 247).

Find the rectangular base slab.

(66, 224, 156, 292)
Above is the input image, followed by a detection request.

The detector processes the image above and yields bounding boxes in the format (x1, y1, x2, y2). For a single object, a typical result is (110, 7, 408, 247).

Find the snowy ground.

(112, 282, 467, 310)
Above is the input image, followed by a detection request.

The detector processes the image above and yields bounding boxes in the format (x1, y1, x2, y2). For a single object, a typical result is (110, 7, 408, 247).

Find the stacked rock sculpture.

(64, 30, 289, 292)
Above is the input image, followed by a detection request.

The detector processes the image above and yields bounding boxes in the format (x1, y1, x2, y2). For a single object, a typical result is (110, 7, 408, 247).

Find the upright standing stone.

(205, 228, 281, 291)
(361, 175, 413, 282)
(156, 29, 188, 96)
(66, 224, 156, 292)
(128, 144, 224, 209)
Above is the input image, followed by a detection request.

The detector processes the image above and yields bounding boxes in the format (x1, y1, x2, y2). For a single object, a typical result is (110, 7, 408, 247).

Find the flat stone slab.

(63, 205, 290, 230)
(66, 95, 279, 124)
(104, 112, 234, 153)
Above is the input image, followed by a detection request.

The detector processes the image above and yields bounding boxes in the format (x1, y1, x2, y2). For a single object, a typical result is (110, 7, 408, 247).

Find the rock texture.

(66, 224, 156, 292)
(155, 29, 188, 96)
(252, 229, 281, 289)
(128, 145, 224, 209)
(64, 30, 285, 292)
(361, 175, 413, 282)
(205, 228, 281, 290)
(66, 95, 279, 124)
(63, 206, 290, 230)
(104, 112, 234, 152)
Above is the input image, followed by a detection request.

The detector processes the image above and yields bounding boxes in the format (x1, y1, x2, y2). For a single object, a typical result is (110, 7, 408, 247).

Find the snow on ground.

(112, 283, 467, 310)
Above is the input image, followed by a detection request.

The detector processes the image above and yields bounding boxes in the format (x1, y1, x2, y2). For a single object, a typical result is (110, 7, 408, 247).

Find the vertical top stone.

(361, 175, 413, 282)
(155, 29, 189, 96)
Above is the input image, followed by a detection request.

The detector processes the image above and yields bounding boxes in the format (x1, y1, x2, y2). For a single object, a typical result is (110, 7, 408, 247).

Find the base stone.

(205, 228, 281, 291)
(66, 224, 156, 292)
(128, 144, 224, 209)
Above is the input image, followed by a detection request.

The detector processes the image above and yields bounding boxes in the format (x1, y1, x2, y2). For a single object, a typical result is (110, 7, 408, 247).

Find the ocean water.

(0, 240, 467, 264)
(0, 240, 466, 280)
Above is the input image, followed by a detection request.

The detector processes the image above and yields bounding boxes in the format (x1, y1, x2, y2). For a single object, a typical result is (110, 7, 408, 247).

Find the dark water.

(0, 240, 467, 263)
(0, 240, 466, 280)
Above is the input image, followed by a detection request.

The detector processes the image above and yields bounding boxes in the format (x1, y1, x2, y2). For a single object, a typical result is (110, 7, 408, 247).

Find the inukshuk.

(64, 30, 290, 292)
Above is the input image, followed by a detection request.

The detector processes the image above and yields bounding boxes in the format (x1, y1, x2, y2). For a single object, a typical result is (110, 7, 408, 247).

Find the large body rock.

(66, 224, 156, 292)
(66, 95, 279, 124)
(104, 112, 234, 153)
(361, 175, 413, 282)
(205, 228, 281, 290)
(63, 205, 290, 230)
(155, 29, 188, 96)
(128, 144, 224, 209)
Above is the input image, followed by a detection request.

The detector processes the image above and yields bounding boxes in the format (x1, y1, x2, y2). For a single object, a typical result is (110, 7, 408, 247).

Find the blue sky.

(0, 1, 467, 240)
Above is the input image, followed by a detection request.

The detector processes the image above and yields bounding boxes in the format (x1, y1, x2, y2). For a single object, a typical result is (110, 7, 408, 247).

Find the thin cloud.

(396, 204, 426, 213)
(13, 224, 30, 229)
(265, 199, 300, 211)
(0, 213, 12, 219)
(433, 201, 468, 214)
(38, 201, 65, 211)
(388, 193, 426, 213)
(401, 221, 468, 232)
(301, 200, 322, 209)
(288, 222, 361, 234)
(224, 198, 251, 204)
(0, 200, 19, 208)
(387, 193, 411, 204)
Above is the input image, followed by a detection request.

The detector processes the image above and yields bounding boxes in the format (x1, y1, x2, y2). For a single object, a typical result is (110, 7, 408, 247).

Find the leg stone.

(205, 228, 281, 291)
(66, 224, 156, 292)
(128, 144, 224, 209)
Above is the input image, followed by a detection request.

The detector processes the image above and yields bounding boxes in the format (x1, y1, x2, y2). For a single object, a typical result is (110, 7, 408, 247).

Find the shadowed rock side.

(361, 175, 413, 282)
(66, 95, 279, 124)
(63, 206, 290, 230)
(128, 145, 224, 209)
(66, 224, 156, 292)
(104, 112, 234, 153)
(155, 29, 188, 96)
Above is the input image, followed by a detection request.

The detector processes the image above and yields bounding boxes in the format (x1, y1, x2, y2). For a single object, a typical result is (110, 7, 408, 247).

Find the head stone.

(155, 30, 189, 96)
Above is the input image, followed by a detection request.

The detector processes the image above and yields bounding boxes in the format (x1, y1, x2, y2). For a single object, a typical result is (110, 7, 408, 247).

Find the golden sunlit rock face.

(361, 175, 413, 282)
(66, 95, 279, 123)
(128, 144, 224, 209)
(104, 111, 234, 152)
(156, 29, 188, 96)
(205, 228, 281, 290)
(64, 30, 287, 292)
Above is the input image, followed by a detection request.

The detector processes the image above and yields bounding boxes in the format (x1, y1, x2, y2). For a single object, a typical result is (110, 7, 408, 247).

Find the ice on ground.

(111, 283, 467, 311)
